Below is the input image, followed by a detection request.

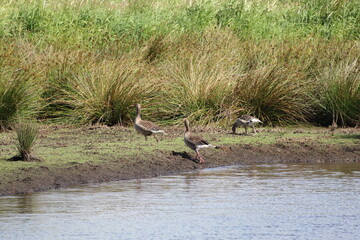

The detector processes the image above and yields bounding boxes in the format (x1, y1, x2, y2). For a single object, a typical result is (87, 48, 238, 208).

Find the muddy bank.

(1, 142, 359, 196)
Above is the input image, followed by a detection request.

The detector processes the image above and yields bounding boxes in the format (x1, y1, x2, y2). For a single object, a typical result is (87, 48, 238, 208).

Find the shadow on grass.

(6, 155, 42, 162)
(6, 156, 23, 161)
(226, 132, 255, 136)
(337, 134, 360, 139)
(171, 151, 199, 163)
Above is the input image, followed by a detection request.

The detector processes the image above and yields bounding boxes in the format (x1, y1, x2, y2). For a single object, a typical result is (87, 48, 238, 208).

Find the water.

(1, 163, 360, 240)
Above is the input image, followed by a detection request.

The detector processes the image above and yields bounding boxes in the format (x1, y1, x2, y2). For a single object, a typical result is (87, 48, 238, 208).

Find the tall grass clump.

(59, 57, 155, 125)
(0, 69, 42, 131)
(314, 60, 360, 126)
(157, 29, 240, 125)
(0, 40, 44, 130)
(13, 121, 40, 162)
(38, 49, 90, 121)
(159, 54, 237, 125)
(232, 65, 313, 124)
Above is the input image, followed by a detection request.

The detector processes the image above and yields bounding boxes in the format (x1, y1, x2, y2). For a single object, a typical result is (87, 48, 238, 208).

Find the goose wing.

(239, 115, 253, 122)
(189, 135, 210, 146)
(139, 120, 161, 131)
(239, 115, 262, 123)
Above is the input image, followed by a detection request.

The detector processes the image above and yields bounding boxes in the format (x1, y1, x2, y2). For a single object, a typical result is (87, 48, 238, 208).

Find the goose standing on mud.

(184, 119, 213, 164)
(134, 103, 167, 141)
(232, 115, 262, 135)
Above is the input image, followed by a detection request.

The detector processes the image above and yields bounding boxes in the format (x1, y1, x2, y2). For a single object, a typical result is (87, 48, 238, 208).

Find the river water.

(1, 163, 360, 240)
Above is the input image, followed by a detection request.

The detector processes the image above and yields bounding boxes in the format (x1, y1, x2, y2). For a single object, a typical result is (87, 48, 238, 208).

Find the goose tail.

(151, 130, 168, 135)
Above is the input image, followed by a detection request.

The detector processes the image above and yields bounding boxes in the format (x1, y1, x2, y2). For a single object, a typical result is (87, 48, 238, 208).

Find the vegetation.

(13, 121, 40, 161)
(0, 0, 359, 129)
(0, 66, 42, 130)
(0, 125, 359, 174)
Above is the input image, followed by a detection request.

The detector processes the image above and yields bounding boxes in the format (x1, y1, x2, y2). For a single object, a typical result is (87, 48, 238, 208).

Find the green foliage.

(0, 69, 41, 130)
(216, 0, 244, 26)
(59, 57, 155, 125)
(1, 0, 357, 47)
(315, 60, 360, 126)
(157, 29, 240, 125)
(0, 0, 358, 127)
(160, 54, 234, 124)
(14, 121, 39, 161)
(8, 3, 47, 35)
(232, 65, 312, 124)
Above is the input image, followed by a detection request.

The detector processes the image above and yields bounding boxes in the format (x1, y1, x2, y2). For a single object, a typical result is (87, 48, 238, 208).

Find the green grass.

(58, 57, 155, 125)
(14, 121, 39, 161)
(0, 68, 42, 130)
(0, 0, 359, 128)
(159, 47, 237, 125)
(1, 125, 359, 175)
(314, 59, 360, 126)
(232, 65, 313, 124)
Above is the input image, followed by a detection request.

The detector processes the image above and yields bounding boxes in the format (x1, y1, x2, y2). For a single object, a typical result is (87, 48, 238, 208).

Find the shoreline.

(1, 141, 359, 196)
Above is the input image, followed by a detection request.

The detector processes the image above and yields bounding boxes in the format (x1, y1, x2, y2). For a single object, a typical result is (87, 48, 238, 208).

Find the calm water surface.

(1, 163, 360, 240)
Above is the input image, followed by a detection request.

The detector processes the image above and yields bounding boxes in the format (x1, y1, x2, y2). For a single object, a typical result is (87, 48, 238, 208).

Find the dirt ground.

(1, 139, 359, 196)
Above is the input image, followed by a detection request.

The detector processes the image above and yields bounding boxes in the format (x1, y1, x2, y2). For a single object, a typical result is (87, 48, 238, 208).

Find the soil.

(1, 141, 359, 196)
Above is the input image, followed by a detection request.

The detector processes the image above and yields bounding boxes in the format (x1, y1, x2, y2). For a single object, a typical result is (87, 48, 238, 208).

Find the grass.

(58, 56, 155, 125)
(159, 47, 237, 124)
(0, 124, 359, 174)
(314, 59, 360, 126)
(0, 0, 358, 128)
(0, 68, 42, 130)
(232, 64, 312, 124)
(13, 122, 40, 161)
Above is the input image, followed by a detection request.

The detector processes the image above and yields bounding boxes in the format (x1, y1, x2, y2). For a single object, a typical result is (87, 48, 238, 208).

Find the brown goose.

(184, 119, 213, 164)
(134, 104, 167, 141)
(232, 115, 262, 135)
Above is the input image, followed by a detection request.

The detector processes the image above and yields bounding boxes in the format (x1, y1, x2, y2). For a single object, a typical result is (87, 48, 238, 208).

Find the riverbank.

(0, 125, 359, 196)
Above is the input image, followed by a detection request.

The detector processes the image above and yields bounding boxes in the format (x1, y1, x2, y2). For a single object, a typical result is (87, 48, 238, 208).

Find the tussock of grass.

(315, 60, 360, 126)
(232, 65, 312, 124)
(13, 121, 39, 161)
(159, 54, 233, 124)
(0, 69, 42, 130)
(154, 29, 241, 125)
(59, 57, 156, 125)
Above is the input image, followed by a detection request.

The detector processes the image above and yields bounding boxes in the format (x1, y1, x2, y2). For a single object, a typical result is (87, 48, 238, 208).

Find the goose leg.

(193, 151, 199, 162)
(153, 134, 159, 142)
(196, 150, 205, 164)
(145, 136, 148, 141)
(252, 126, 256, 134)
(232, 122, 238, 134)
(244, 127, 248, 135)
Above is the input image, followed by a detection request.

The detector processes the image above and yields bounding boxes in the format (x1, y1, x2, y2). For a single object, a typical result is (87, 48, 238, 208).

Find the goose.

(134, 103, 167, 141)
(232, 115, 262, 135)
(184, 119, 213, 164)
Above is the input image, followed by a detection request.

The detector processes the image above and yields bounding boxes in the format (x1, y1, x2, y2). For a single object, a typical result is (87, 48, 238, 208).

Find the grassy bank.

(0, 0, 359, 129)
(1, 124, 359, 173)
(0, 124, 359, 195)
